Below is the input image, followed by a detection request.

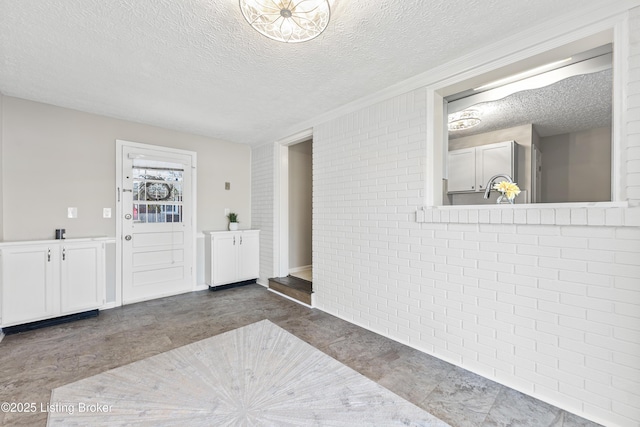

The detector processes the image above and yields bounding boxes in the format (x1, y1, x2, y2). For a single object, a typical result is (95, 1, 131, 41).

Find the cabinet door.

(447, 148, 476, 192)
(1, 245, 56, 327)
(60, 243, 105, 314)
(211, 234, 238, 286)
(237, 232, 260, 281)
(476, 141, 513, 191)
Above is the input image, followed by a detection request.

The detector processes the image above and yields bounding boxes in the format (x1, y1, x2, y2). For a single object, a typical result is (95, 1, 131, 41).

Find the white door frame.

(115, 140, 198, 306)
(275, 129, 313, 278)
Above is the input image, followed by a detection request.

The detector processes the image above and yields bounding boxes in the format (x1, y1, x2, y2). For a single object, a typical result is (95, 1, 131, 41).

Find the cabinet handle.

(240, 236, 243, 245)
(62, 248, 66, 261)
(233, 236, 236, 245)
(471, 186, 474, 189)
(47, 248, 51, 262)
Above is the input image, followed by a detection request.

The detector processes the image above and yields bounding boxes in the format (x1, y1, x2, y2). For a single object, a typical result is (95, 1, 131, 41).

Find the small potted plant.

(227, 212, 239, 231)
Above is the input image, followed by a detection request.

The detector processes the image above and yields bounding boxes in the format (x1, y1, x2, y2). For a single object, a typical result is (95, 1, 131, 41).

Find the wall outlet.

(67, 207, 78, 219)
(225, 182, 231, 190)
(103, 208, 112, 218)
(224, 208, 230, 216)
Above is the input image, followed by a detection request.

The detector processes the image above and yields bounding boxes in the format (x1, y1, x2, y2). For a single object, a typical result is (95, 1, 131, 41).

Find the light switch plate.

(224, 208, 230, 216)
(67, 207, 78, 219)
(103, 208, 112, 218)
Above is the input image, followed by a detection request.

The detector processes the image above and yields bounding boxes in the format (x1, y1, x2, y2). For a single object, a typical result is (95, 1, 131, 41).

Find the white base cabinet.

(0, 240, 106, 328)
(205, 230, 260, 287)
(0, 245, 56, 327)
(59, 242, 106, 315)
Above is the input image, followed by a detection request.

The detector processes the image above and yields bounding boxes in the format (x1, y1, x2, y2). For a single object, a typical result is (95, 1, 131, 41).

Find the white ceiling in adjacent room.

(0, 0, 611, 146)
(448, 70, 613, 139)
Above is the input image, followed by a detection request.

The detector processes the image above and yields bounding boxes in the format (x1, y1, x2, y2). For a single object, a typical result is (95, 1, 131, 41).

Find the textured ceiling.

(449, 70, 613, 139)
(0, 0, 611, 146)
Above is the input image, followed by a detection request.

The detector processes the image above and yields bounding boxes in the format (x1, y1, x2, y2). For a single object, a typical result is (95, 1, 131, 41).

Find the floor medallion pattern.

(48, 320, 450, 426)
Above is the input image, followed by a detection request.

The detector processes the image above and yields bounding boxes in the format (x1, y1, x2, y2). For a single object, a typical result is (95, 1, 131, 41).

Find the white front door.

(117, 142, 195, 305)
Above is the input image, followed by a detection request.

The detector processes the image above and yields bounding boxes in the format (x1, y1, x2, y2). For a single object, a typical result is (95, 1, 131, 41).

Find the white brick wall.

(311, 10, 640, 425)
(314, 88, 427, 322)
(251, 143, 275, 285)
(248, 6, 640, 427)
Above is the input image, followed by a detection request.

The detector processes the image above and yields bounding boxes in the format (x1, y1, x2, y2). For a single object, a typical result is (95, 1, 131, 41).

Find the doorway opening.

(268, 131, 313, 306)
(287, 139, 312, 282)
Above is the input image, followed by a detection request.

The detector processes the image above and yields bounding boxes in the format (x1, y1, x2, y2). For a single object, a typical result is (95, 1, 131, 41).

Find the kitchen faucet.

(483, 174, 514, 199)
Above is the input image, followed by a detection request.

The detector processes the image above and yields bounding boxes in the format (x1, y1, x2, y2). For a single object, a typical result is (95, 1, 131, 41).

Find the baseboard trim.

(194, 283, 209, 291)
(100, 301, 119, 310)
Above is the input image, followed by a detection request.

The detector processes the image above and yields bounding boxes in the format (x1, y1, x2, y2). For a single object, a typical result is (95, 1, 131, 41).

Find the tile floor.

(0, 284, 601, 427)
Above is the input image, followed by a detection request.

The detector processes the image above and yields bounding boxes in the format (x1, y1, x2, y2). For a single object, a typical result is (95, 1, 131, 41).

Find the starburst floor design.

(48, 320, 449, 426)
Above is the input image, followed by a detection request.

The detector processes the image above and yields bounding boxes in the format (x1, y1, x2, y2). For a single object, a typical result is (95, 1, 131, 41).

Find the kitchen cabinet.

(0, 245, 56, 327)
(447, 147, 476, 192)
(448, 141, 515, 193)
(0, 240, 106, 328)
(59, 242, 105, 314)
(205, 230, 260, 287)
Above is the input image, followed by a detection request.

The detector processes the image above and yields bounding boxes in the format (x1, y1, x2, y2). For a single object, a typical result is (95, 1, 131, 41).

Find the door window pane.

(132, 166, 184, 223)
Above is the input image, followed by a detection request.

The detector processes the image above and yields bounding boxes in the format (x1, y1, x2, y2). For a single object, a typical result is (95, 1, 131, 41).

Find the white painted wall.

(540, 127, 612, 203)
(288, 140, 312, 270)
(0, 96, 251, 241)
(253, 6, 640, 426)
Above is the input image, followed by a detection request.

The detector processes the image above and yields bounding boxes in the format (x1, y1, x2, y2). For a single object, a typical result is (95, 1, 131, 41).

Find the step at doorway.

(268, 275, 312, 306)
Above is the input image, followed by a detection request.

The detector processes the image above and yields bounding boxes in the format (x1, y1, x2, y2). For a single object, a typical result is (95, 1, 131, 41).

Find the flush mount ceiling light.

(448, 110, 481, 131)
(239, 0, 330, 43)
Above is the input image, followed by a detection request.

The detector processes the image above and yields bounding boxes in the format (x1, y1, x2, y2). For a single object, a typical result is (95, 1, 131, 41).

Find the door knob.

(125, 235, 132, 241)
